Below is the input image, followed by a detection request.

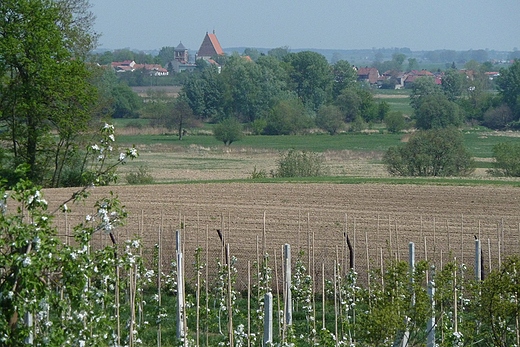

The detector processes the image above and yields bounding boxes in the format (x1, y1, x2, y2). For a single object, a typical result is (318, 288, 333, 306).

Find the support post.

(284, 244, 292, 328)
(176, 230, 185, 340)
(427, 282, 435, 347)
(475, 238, 481, 282)
(264, 293, 273, 346)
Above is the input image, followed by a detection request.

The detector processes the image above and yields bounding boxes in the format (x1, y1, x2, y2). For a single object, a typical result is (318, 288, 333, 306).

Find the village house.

(111, 60, 168, 76)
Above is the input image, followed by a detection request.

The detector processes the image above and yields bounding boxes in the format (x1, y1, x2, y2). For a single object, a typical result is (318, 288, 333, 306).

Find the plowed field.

(45, 183, 520, 287)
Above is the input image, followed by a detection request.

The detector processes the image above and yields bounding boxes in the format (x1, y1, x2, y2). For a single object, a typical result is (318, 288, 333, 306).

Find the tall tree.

(409, 76, 442, 110)
(496, 59, 520, 120)
(0, 0, 97, 185)
(415, 94, 461, 130)
(283, 51, 333, 111)
(331, 60, 357, 98)
(158, 46, 176, 66)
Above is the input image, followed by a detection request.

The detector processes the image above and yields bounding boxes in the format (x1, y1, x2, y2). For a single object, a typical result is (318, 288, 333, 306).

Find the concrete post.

(176, 230, 185, 339)
(284, 244, 292, 327)
(427, 282, 435, 347)
(264, 292, 273, 346)
(475, 239, 481, 282)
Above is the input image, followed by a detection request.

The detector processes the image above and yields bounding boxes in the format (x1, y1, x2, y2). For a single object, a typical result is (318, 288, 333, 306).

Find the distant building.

(196, 31, 224, 61)
(174, 42, 189, 63)
(356, 67, 380, 84)
(111, 60, 168, 76)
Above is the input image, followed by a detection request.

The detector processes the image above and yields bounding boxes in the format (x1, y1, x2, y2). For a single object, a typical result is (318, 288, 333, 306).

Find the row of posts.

(174, 235, 484, 346)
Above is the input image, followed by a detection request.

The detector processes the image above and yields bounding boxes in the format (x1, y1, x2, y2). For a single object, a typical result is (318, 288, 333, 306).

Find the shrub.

(274, 149, 326, 177)
(250, 166, 268, 179)
(384, 127, 475, 177)
(384, 112, 408, 133)
(482, 105, 514, 130)
(213, 117, 243, 145)
(315, 105, 344, 135)
(126, 165, 154, 185)
(488, 142, 520, 177)
(349, 115, 367, 133)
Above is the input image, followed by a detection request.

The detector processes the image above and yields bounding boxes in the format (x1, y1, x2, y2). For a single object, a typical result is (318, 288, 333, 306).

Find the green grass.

(118, 130, 517, 159)
(381, 97, 414, 115)
(118, 132, 405, 153)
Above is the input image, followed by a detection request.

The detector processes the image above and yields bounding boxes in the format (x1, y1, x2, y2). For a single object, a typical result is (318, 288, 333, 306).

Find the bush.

(213, 117, 243, 145)
(250, 166, 268, 179)
(482, 105, 514, 130)
(384, 112, 408, 133)
(273, 149, 326, 177)
(488, 142, 520, 176)
(384, 127, 475, 177)
(126, 165, 154, 185)
(315, 105, 344, 135)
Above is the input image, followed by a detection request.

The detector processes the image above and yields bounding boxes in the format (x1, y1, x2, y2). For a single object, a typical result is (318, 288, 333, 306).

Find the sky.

(89, 0, 520, 53)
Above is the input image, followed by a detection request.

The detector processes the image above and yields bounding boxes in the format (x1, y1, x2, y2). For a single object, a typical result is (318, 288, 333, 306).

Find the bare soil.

(45, 182, 520, 287)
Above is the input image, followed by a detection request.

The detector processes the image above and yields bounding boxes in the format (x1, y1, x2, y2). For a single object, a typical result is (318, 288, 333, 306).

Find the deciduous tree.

(0, 0, 98, 186)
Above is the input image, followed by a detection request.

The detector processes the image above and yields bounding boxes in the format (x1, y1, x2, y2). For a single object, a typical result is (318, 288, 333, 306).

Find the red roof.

(198, 32, 224, 58)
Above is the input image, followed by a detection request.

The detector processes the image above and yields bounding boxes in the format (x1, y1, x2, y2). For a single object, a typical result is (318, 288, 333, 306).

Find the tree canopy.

(0, 0, 98, 186)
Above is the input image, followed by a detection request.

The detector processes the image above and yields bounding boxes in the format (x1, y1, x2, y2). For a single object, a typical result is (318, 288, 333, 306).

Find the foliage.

(409, 76, 442, 110)
(315, 105, 344, 135)
(334, 87, 378, 123)
(283, 51, 333, 111)
(384, 127, 475, 177)
(264, 98, 313, 135)
(488, 141, 520, 177)
(250, 166, 268, 179)
(273, 149, 326, 178)
(478, 256, 520, 347)
(442, 69, 465, 102)
(0, 0, 98, 186)
(213, 118, 243, 146)
(414, 94, 462, 130)
(0, 125, 137, 346)
(496, 59, 520, 120)
(125, 165, 154, 185)
(331, 60, 357, 98)
(384, 112, 408, 133)
(482, 105, 515, 130)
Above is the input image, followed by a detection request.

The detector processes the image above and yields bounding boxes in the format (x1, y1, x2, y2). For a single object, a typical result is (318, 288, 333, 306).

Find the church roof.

(175, 42, 186, 51)
(197, 32, 224, 58)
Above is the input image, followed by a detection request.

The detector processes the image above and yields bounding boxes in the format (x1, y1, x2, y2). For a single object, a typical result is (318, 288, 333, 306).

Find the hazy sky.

(89, 0, 520, 52)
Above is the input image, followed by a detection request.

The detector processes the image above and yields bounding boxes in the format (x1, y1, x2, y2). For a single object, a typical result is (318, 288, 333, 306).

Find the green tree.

(442, 69, 464, 102)
(0, 0, 98, 186)
(409, 76, 442, 110)
(482, 105, 514, 130)
(335, 87, 378, 123)
(219, 54, 288, 123)
(157, 46, 176, 66)
(182, 65, 224, 121)
(331, 60, 357, 98)
(407, 58, 420, 71)
(213, 118, 243, 146)
(384, 127, 475, 176)
(384, 112, 408, 133)
(315, 105, 344, 135)
(283, 51, 333, 111)
(488, 141, 520, 177)
(268, 46, 290, 61)
(414, 94, 462, 130)
(496, 59, 520, 120)
(242, 48, 262, 62)
(264, 98, 312, 135)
